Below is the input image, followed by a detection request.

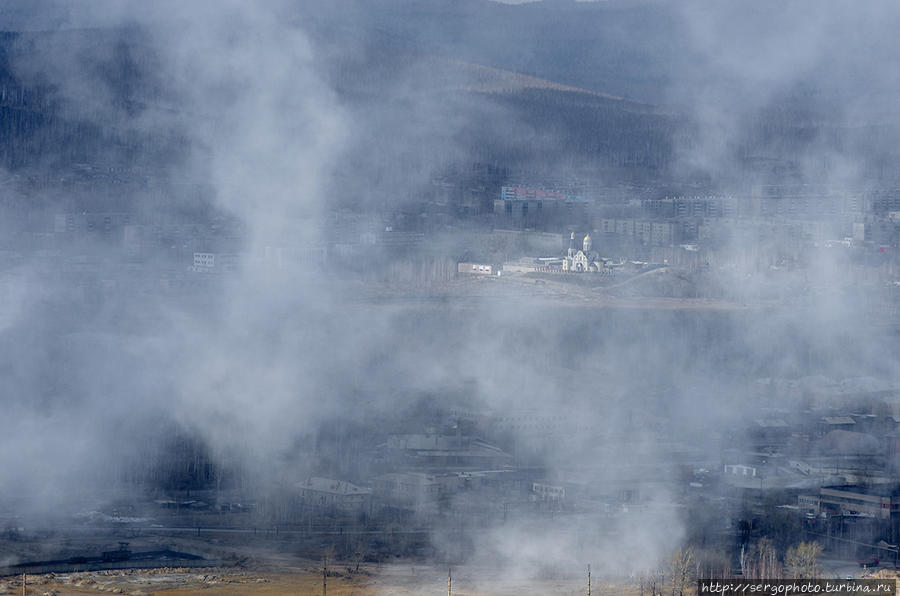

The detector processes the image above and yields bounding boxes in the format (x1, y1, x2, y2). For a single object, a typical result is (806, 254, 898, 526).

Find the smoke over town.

(2, 1, 900, 594)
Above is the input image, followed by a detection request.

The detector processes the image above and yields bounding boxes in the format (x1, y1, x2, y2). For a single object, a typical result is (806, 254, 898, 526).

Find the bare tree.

(668, 547, 694, 596)
(645, 564, 666, 596)
(693, 549, 731, 581)
(732, 538, 780, 582)
(350, 533, 367, 572)
(785, 541, 822, 579)
(754, 538, 779, 579)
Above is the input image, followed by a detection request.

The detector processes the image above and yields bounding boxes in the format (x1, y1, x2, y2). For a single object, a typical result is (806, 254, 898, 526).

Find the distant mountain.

(415, 58, 657, 112)
(1, 0, 899, 188)
(299, 0, 682, 104)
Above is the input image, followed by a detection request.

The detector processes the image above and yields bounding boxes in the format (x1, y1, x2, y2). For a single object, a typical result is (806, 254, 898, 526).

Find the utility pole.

(322, 554, 327, 596)
(448, 567, 452, 596)
(587, 564, 591, 596)
(22, 573, 26, 596)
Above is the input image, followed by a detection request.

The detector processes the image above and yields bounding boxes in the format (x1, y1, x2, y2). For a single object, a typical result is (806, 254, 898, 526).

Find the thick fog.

(1, 0, 900, 588)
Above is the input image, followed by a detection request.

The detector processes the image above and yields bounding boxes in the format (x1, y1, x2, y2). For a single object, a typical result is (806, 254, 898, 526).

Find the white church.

(562, 231, 607, 273)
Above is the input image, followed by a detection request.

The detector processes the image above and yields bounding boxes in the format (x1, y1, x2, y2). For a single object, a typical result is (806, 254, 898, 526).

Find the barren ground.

(0, 564, 641, 595)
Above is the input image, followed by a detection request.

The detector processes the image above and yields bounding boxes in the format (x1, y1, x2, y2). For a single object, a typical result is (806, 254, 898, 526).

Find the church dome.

(583, 233, 592, 253)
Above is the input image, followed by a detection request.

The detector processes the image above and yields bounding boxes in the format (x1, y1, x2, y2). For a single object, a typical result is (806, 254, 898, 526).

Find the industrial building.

(295, 477, 372, 516)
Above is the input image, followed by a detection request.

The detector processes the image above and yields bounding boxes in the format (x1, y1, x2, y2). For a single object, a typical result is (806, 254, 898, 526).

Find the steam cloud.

(1, 0, 899, 588)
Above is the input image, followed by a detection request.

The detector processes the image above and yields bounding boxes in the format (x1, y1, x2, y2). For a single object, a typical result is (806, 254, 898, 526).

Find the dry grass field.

(0, 566, 643, 596)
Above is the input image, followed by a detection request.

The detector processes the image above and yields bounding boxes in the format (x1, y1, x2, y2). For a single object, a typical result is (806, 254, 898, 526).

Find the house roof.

(755, 418, 789, 428)
(386, 434, 511, 458)
(821, 484, 900, 498)
(824, 416, 856, 425)
(297, 477, 370, 496)
(375, 472, 438, 486)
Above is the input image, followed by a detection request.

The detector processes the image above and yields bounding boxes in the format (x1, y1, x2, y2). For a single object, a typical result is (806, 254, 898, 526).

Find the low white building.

(193, 252, 215, 268)
(533, 482, 566, 502)
(458, 262, 497, 276)
(724, 464, 758, 477)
